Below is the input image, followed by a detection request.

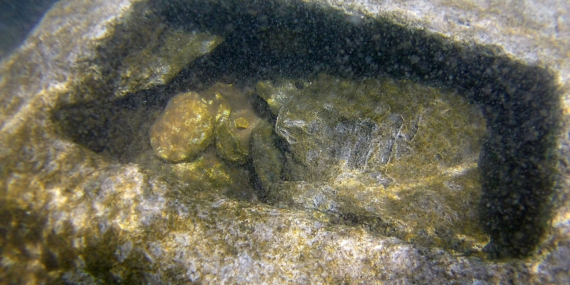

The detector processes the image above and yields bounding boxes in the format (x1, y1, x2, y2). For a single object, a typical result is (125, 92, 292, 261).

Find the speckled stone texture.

(0, 0, 569, 284)
(150, 91, 214, 162)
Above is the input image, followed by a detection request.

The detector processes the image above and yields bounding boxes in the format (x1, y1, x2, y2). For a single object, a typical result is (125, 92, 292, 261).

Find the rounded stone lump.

(150, 92, 214, 162)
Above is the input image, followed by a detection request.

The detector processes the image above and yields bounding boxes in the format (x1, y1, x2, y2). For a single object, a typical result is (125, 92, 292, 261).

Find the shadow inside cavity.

(51, 88, 171, 163)
(51, 0, 562, 259)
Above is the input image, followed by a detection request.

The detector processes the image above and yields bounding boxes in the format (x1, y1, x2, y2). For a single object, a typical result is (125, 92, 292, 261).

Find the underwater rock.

(267, 173, 486, 253)
(170, 152, 237, 188)
(116, 28, 223, 97)
(215, 114, 253, 164)
(255, 79, 297, 114)
(134, 146, 256, 200)
(234, 117, 250, 129)
(0, 0, 568, 283)
(251, 121, 284, 197)
(258, 74, 486, 185)
(198, 83, 262, 164)
(258, 74, 488, 252)
(150, 91, 214, 162)
(169, 151, 255, 199)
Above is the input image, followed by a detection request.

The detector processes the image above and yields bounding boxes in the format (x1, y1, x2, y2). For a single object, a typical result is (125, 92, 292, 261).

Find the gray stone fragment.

(115, 28, 223, 97)
(251, 121, 284, 197)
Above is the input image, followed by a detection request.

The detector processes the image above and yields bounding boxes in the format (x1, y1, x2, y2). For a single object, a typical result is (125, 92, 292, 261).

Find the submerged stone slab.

(258, 74, 486, 185)
(116, 28, 223, 97)
(258, 74, 487, 252)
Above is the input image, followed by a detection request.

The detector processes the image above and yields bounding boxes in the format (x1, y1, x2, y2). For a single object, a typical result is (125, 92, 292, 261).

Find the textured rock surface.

(215, 116, 251, 164)
(318, 0, 570, 83)
(251, 120, 285, 197)
(116, 28, 223, 97)
(0, 0, 569, 284)
(258, 74, 485, 183)
(150, 91, 214, 162)
(205, 83, 262, 165)
(258, 74, 487, 252)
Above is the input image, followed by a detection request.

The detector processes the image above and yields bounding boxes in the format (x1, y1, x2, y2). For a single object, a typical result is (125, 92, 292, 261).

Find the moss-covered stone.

(215, 115, 251, 164)
(198, 83, 261, 164)
(149, 91, 214, 162)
